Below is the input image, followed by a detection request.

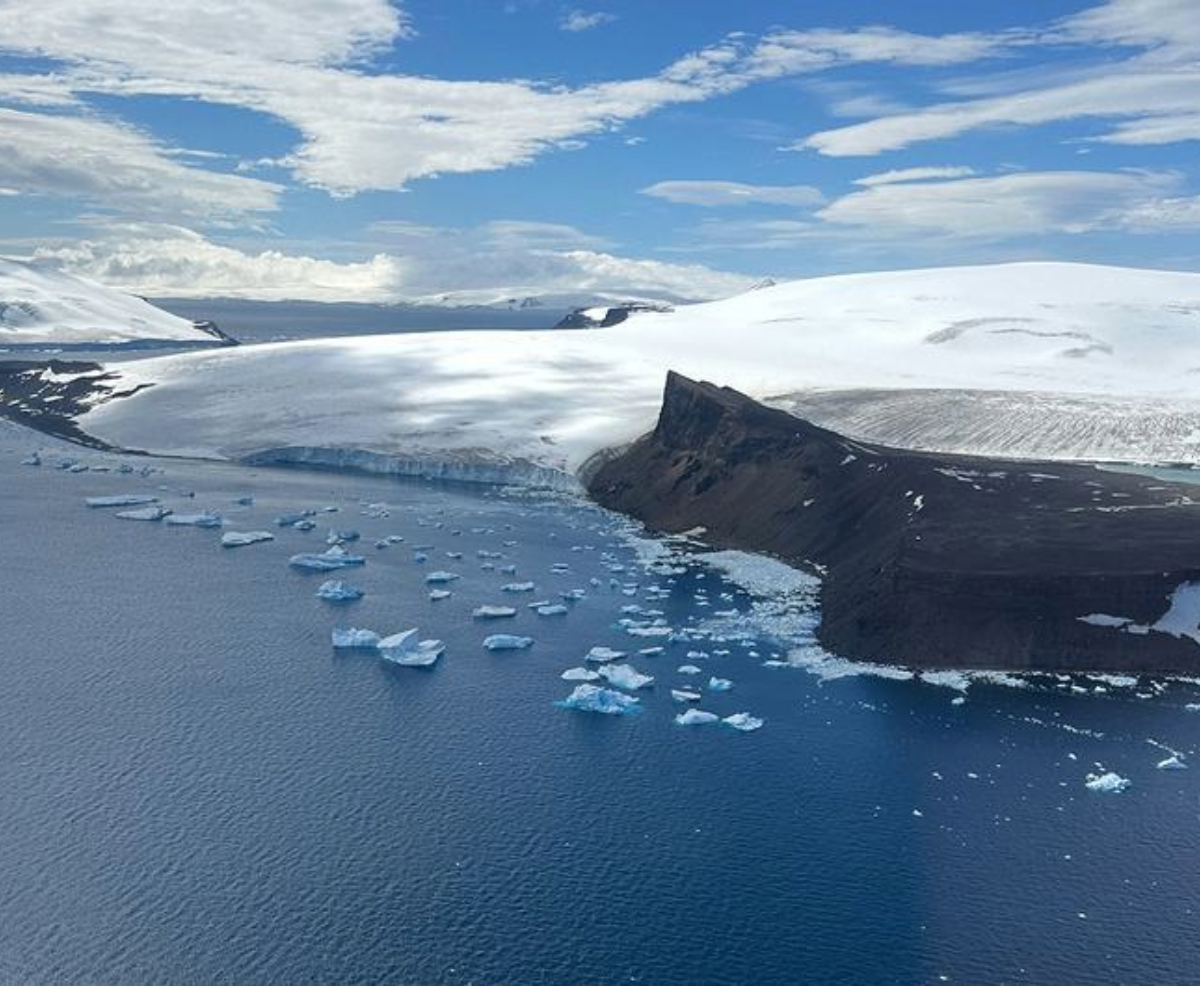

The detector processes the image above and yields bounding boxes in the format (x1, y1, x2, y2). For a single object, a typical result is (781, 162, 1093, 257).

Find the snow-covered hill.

(76, 262, 1200, 481)
(0, 258, 228, 348)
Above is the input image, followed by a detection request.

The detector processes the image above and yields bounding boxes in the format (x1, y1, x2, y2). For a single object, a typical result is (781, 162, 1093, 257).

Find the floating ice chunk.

(626, 626, 673, 638)
(722, 712, 764, 732)
(222, 530, 275, 547)
(639, 646, 665, 656)
(585, 646, 626, 663)
(165, 512, 223, 528)
(385, 534, 405, 544)
(1078, 613, 1132, 628)
(21, 452, 40, 466)
(473, 605, 517, 619)
(557, 684, 640, 716)
(672, 689, 701, 703)
(332, 627, 380, 648)
(288, 545, 365, 569)
(326, 529, 360, 544)
(677, 664, 702, 675)
(707, 676, 733, 692)
(274, 512, 312, 527)
(536, 604, 570, 616)
(86, 494, 158, 508)
(1157, 755, 1187, 770)
(429, 589, 452, 601)
(675, 709, 720, 726)
(597, 664, 654, 690)
(425, 571, 461, 585)
(501, 581, 535, 593)
(316, 580, 364, 602)
(561, 589, 587, 601)
(380, 630, 444, 666)
(1085, 771, 1131, 793)
(951, 696, 966, 706)
(483, 634, 533, 651)
(116, 506, 171, 521)
(561, 667, 600, 681)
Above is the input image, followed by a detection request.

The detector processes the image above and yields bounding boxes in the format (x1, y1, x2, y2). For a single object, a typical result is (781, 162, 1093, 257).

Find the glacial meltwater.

(3, 419, 1200, 984)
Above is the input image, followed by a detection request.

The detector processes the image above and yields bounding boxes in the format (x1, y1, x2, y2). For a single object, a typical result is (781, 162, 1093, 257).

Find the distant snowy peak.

(0, 258, 233, 349)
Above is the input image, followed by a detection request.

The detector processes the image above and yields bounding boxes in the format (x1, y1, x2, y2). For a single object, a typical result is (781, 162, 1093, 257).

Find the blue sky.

(1, 0, 1198, 301)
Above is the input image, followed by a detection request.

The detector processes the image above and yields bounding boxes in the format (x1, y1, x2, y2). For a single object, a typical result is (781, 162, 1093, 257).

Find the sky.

(1, 0, 1198, 303)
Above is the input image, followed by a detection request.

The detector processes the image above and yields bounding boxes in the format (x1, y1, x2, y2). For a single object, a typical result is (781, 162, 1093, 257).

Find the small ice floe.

(326, 529, 360, 544)
(535, 604, 570, 617)
(557, 683, 640, 716)
(222, 530, 275, 547)
(585, 646, 626, 663)
(332, 627, 381, 648)
(473, 605, 517, 619)
(165, 512, 223, 528)
(626, 626, 673, 638)
(424, 571, 460, 585)
(707, 676, 733, 692)
(85, 494, 159, 508)
(501, 581, 535, 593)
(374, 539, 389, 550)
(116, 506, 172, 521)
(951, 696, 966, 706)
(316, 580, 364, 602)
(67, 463, 89, 473)
(482, 634, 533, 651)
(561, 667, 600, 681)
(722, 713, 764, 732)
(288, 545, 365, 569)
(561, 589, 587, 601)
(413, 552, 429, 563)
(385, 534, 405, 544)
(677, 665, 702, 675)
(597, 664, 654, 690)
(21, 452, 40, 466)
(1157, 755, 1187, 770)
(429, 589, 452, 601)
(672, 689, 702, 703)
(274, 512, 313, 527)
(379, 629, 443, 666)
(676, 709, 720, 726)
(1085, 771, 1131, 793)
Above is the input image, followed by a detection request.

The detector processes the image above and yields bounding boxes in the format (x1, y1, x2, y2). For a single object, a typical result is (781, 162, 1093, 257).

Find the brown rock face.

(588, 371, 1200, 673)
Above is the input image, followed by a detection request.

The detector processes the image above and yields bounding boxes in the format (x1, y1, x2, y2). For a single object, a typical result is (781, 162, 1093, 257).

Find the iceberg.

(380, 630, 443, 666)
(288, 545, 366, 570)
(1085, 771, 1131, 793)
(501, 581, 536, 593)
(21, 452, 40, 466)
(482, 634, 534, 651)
(677, 664, 702, 675)
(473, 605, 517, 619)
(164, 512, 223, 528)
(585, 646, 626, 663)
(222, 530, 275, 547)
(561, 667, 600, 681)
(326, 528, 361, 543)
(557, 683, 641, 716)
(85, 494, 159, 508)
(1157, 755, 1187, 770)
(675, 709, 720, 726)
(429, 589, 452, 601)
(707, 676, 734, 692)
(332, 627, 381, 648)
(116, 506, 172, 521)
(535, 604, 570, 616)
(596, 664, 654, 690)
(316, 580, 365, 602)
(671, 689, 701, 702)
(424, 571, 461, 584)
(722, 712, 764, 732)
(274, 512, 313, 527)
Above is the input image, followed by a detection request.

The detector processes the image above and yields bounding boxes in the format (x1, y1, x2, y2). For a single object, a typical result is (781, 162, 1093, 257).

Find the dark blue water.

(4, 427, 1200, 984)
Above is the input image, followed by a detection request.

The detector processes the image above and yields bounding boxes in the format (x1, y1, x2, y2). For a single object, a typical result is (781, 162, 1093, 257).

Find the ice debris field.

(16, 432, 1200, 791)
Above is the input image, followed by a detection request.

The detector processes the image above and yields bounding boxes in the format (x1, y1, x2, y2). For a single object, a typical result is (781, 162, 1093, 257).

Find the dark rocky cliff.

(588, 372, 1200, 673)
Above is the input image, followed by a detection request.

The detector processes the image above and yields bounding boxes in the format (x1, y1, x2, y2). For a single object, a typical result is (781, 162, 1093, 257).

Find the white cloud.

(854, 166, 977, 186)
(28, 222, 756, 304)
(640, 180, 824, 207)
(0, 107, 281, 221)
(559, 10, 616, 32)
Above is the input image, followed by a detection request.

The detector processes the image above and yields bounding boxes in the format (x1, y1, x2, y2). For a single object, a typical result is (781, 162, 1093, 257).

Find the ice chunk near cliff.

(116, 506, 172, 521)
(483, 634, 533, 651)
(1085, 771, 1131, 793)
(425, 571, 461, 585)
(1151, 582, 1200, 644)
(332, 627, 381, 648)
(429, 589, 452, 601)
(557, 684, 641, 716)
(289, 545, 365, 569)
(597, 664, 654, 690)
(920, 670, 971, 692)
(1157, 755, 1187, 770)
(677, 665, 702, 675)
(536, 604, 570, 616)
(501, 581, 535, 593)
(585, 646, 626, 663)
(707, 677, 733, 692)
(561, 667, 600, 681)
(165, 512, 223, 528)
(672, 689, 702, 703)
(86, 494, 159, 508)
(473, 605, 517, 619)
(222, 530, 275, 547)
(676, 709, 720, 726)
(317, 580, 365, 602)
(723, 713, 764, 732)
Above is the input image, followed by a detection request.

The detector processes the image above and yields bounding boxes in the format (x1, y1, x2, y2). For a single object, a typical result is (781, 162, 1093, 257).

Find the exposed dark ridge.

(588, 371, 1200, 673)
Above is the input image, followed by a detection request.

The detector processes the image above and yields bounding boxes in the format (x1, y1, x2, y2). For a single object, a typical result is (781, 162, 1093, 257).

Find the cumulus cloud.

(559, 10, 616, 32)
(640, 180, 825, 208)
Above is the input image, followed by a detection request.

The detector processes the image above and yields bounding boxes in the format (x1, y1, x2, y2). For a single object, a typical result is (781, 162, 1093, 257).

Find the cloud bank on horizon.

(0, 0, 1198, 302)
